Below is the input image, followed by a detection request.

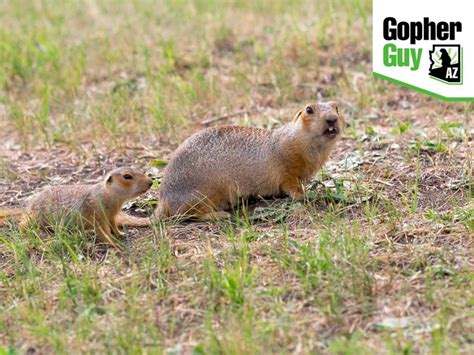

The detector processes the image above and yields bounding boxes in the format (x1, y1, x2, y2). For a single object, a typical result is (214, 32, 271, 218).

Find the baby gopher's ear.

(327, 101, 339, 112)
(107, 175, 113, 184)
(293, 111, 302, 122)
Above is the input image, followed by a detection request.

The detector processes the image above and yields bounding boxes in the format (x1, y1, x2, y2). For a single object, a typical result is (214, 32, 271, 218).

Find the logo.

(429, 45, 462, 84)
(373, 0, 473, 102)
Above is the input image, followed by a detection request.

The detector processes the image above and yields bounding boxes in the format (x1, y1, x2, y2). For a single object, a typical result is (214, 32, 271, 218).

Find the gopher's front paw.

(112, 227, 126, 237)
(289, 190, 305, 201)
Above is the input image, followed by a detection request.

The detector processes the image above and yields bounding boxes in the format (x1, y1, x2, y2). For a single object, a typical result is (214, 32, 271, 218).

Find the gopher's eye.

(123, 174, 133, 180)
(306, 106, 314, 114)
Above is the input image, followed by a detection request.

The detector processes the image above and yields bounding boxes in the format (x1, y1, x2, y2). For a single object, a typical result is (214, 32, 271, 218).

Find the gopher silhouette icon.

(429, 45, 462, 84)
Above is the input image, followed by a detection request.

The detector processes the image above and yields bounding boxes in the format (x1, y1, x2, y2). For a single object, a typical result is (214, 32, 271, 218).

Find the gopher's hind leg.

(191, 211, 231, 221)
(181, 195, 231, 221)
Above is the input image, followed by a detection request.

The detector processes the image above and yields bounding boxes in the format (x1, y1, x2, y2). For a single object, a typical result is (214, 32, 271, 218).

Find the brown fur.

(0, 167, 153, 248)
(0, 209, 23, 224)
(156, 101, 345, 218)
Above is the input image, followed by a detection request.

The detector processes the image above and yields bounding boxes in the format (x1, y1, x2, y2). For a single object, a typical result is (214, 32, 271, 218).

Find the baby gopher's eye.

(123, 174, 133, 180)
(306, 106, 314, 114)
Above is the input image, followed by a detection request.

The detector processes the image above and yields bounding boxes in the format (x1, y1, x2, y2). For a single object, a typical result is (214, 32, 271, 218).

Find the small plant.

(439, 122, 466, 140)
(399, 148, 421, 215)
(390, 122, 410, 135)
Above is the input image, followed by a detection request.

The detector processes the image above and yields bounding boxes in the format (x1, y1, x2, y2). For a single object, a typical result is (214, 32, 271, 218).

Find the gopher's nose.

(148, 179, 153, 187)
(325, 115, 338, 125)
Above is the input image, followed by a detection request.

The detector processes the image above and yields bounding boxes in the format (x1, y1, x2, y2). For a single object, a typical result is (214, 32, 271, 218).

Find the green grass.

(1, 0, 473, 353)
(0, 0, 374, 146)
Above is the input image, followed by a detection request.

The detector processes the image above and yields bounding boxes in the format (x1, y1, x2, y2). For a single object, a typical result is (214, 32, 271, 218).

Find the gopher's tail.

(116, 212, 153, 227)
(0, 208, 24, 225)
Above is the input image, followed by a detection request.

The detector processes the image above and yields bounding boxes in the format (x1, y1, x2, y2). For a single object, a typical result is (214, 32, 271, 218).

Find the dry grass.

(0, 0, 473, 353)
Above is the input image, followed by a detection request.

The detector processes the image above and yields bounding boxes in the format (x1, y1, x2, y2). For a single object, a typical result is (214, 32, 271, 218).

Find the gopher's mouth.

(324, 126, 339, 139)
(140, 186, 152, 194)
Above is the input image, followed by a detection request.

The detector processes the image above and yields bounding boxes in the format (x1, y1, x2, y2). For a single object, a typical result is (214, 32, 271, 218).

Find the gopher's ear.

(293, 110, 302, 122)
(107, 175, 113, 184)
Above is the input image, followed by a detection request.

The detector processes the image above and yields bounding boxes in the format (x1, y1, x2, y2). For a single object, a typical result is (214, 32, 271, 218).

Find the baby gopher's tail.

(0, 208, 24, 225)
(116, 212, 152, 227)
